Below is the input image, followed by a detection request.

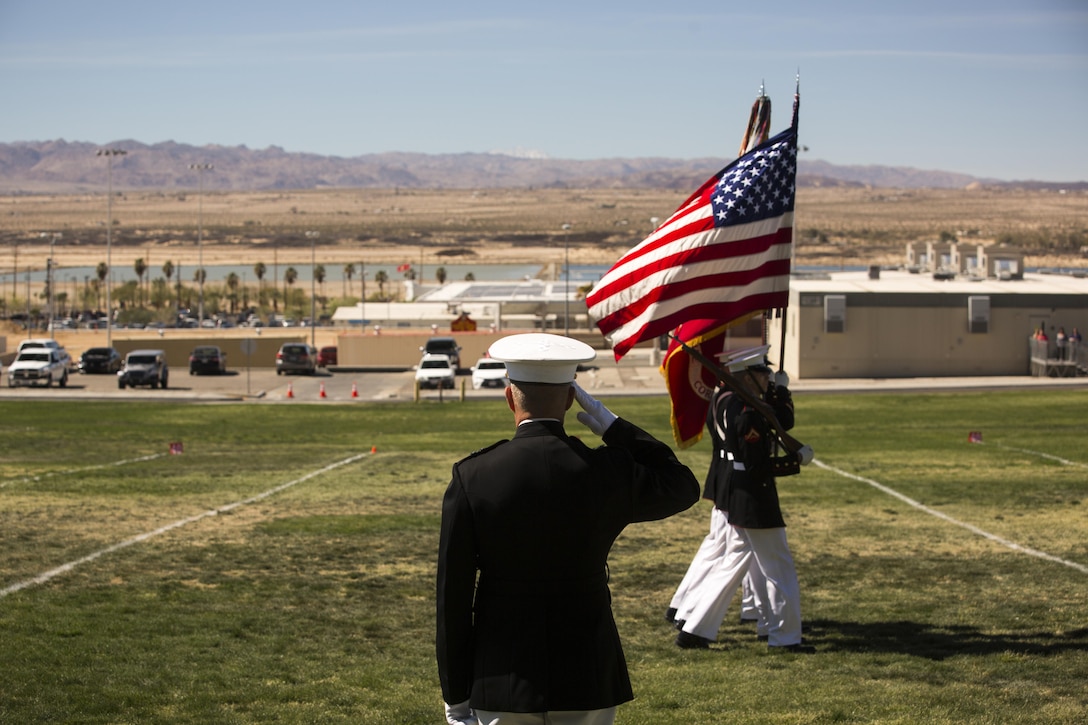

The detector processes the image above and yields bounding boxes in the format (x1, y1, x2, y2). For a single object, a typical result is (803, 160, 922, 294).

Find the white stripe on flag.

(603, 271, 789, 353)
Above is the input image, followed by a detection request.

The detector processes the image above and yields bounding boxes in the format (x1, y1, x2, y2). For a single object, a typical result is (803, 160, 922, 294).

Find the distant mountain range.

(1, 139, 1083, 193)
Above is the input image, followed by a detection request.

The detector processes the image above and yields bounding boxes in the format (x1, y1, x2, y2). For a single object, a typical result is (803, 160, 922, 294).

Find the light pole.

(11, 238, 17, 319)
(190, 163, 213, 327)
(97, 148, 126, 348)
(561, 223, 571, 336)
(39, 232, 60, 338)
(306, 231, 319, 349)
(360, 259, 366, 327)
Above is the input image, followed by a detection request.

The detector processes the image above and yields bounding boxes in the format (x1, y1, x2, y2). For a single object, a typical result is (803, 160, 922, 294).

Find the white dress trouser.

(669, 507, 729, 613)
(733, 526, 803, 647)
(672, 508, 762, 628)
(678, 519, 754, 641)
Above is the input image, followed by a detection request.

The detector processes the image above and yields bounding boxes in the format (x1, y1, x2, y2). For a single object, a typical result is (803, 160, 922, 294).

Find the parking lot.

(0, 353, 671, 403)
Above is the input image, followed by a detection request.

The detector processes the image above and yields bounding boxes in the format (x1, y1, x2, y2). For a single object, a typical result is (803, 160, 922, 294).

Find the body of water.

(4, 262, 1083, 289)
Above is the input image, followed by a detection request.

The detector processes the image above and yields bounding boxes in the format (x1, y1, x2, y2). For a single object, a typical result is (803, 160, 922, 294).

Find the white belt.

(719, 450, 745, 470)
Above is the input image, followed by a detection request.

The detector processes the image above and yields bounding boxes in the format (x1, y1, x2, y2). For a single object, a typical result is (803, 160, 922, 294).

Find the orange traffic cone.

(370, 445, 377, 455)
(319, 382, 327, 399)
(286, 382, 294, 399)
(351, 381, 359, 398)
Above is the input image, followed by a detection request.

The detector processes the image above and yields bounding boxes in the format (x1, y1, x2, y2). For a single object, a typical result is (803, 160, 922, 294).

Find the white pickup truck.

(17, 338, 73, 369)
(7, 347, 70, 388)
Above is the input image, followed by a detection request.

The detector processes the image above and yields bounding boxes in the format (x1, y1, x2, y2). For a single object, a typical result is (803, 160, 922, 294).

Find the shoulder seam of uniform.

(458, 439, 509, 462)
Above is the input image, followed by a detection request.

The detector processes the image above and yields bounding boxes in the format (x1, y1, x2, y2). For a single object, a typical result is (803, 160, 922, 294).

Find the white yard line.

(0, 453, 166, 490)
(813, 458, 1088, 575)
(0, 452, 369, 598)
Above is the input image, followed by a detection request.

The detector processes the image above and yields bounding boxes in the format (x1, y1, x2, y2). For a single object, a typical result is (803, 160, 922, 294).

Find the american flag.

(586, 125, 797, 360)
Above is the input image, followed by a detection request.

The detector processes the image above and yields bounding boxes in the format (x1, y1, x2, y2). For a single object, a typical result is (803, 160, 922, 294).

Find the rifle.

(667, 333, 814, 466)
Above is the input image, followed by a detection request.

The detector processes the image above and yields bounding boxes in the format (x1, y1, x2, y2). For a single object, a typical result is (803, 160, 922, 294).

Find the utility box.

(968, 296, 990, 333)
(824, 295, 846, 333)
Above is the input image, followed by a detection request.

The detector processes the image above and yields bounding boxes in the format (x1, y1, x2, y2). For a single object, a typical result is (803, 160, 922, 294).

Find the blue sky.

(1, 0, 1085, 181)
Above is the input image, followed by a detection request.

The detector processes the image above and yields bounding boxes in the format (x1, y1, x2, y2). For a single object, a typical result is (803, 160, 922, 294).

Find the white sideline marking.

(812, 458, 1088, 575)
(986, 442, 1088, 469)
(0, 453, 165, 490)
(0, 452, 369, 598)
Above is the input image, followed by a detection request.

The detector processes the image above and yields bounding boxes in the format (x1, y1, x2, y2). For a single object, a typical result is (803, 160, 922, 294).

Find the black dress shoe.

(770, 643, 815, 654)
(664, 607, 677, 624)
(674, 618, 686, 631)
(675, 631, 712, 649)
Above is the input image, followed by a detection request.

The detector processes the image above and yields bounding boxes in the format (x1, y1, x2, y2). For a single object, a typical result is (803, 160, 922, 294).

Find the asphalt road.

(2, 355, 1082, 403)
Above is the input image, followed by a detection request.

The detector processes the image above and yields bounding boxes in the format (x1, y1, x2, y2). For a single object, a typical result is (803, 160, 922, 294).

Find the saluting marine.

(436, 333, 699, 725)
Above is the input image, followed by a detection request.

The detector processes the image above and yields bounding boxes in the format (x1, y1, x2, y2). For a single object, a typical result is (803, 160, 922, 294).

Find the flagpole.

(779, 72, 801, 372)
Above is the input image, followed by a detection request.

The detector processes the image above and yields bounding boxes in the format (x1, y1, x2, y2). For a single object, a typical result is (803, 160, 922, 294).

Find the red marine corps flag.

(586, 84, 799, 446)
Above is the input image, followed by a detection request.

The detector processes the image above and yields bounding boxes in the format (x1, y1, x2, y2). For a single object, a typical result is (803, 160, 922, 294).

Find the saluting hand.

(573, 382, 618, 436)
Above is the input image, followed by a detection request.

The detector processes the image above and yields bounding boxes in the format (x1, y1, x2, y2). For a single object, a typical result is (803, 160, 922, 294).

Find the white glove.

(797, 444, 815, 466)
(444, 699, 477, 725)
(573, 382, 618, 436)
(773, 370, 790, 388)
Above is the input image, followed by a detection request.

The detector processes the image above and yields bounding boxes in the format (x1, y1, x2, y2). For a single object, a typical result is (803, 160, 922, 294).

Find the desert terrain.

(2, 186, 1086, 282)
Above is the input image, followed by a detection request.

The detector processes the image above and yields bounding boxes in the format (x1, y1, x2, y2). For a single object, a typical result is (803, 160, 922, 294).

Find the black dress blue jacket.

(436, 417, 699, 712)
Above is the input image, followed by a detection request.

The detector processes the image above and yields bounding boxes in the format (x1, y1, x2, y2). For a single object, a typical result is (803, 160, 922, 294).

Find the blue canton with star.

(709, 128, 797, 229)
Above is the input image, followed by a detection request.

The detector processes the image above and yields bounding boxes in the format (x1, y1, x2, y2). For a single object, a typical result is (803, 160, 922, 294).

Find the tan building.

(768, 268, 1088, 379)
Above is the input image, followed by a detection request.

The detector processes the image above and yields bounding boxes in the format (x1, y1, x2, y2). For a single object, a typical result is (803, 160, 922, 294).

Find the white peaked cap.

(718, 344, 772, 373)
(487, 333, 596, 384)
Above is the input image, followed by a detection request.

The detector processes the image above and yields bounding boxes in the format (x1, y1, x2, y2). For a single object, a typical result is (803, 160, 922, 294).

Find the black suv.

(118, 349, 169, 389)
(189, 345, 227, 375)
(276, 343, 317, 375)
(420, 337, 462, 370)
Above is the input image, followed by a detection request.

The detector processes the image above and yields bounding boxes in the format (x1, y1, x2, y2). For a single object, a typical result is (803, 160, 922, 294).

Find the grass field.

(1, 392, 1086, 724)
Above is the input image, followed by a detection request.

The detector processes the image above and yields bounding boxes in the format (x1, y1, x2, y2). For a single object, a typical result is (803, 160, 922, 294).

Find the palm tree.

(435, 266, 447, 284)
(314, 264, 326, 299)
(374, 269, 388, 300)
(162, 260, 176, 313)
(284, 267, 298, 312)
(95, 262, 108, 311)
(343, 263, 355, 297)
(254, 261, 267, 311)
(133, 258, 147, 306)
(225, 272, 240, 314)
